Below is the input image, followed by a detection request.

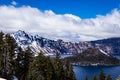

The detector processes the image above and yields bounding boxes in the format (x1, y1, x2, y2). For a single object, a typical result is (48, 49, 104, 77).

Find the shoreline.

(72, 63, 120, 67)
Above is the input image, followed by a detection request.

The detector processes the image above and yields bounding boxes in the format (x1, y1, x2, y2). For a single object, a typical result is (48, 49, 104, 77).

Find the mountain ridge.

(89, 37, 120, 54)
(11, 30, 120, 55)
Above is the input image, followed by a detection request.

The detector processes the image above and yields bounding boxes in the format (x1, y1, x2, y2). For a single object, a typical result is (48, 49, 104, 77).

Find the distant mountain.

(11, 30, 120, 55)
(89, 38, 120, 54)
(65, 48, 120, 66)
(11, 30, 92, 55)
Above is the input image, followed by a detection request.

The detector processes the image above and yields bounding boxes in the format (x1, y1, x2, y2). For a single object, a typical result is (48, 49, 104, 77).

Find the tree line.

(85, 70, 116, 80)
(0, 32, 76, 80)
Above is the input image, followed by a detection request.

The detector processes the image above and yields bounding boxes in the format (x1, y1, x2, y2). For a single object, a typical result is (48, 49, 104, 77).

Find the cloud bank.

(0, 5, 120, 41)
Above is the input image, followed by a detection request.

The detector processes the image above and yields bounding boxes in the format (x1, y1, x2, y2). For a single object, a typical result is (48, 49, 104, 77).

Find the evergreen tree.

(93, 75, 97, 80)
(27, 51, 76, 80)
(53, 52, 65, 80)
(3, 34, 17, 79)
(45, 57, 55, 80)
(21, 47, 32, 80)
(64, 60, 76, 80)
(27, 51, 55, 80)
(99, 70, 105, 80)
(0, 31, 4, 77)
(85, 75, 88, 80)
(14, 47, 25, 80)
(106, 74, 111, 80)
(27, 51, 45, 80)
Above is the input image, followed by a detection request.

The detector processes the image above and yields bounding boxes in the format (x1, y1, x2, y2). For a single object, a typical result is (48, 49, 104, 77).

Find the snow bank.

(0, 78, 6, 80)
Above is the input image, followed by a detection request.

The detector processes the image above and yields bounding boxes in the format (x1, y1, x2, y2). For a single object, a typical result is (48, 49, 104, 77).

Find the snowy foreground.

(0, 78, 6, 80)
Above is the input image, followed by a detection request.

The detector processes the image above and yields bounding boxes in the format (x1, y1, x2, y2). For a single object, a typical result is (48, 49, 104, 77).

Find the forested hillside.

(65, 48, 120, 66)
(0, 32, 76, 80)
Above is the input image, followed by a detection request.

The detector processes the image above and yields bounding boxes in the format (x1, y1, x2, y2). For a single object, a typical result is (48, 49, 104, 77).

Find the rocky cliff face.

(89, 38, 120, 54)
(11, 30, 92, 55)
(11, 30, 120, 55)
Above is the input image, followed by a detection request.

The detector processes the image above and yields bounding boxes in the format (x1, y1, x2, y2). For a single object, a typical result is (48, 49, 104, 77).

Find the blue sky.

(0, 0, 120, 18)
(0, 0, 120, 41)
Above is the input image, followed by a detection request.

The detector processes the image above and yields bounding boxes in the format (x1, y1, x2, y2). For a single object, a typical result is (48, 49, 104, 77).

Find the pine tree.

(3, 34, 17, 79)
(85, 75, 88, 80)
(27, 51, 54, 80)
(106, 74, 111, 80)
(45, 57, 55, 80)
(0, 31, 4, 77)
(14, 47, 25, 79)
(27, 51, 45, 80)
(93, 75, 97, 80)
(99, 70, 105, 80)
(21, 47, 32, 80)
(64, 60, 76, 80)
(53, 52, 65, 80)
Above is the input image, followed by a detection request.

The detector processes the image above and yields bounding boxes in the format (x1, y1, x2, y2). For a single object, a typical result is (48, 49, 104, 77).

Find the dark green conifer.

(93, 75, 97, 80)
(27, 51, 54, 80)
(21, 47, 32, 80)
(3, 34, 17, 79)
(99, 70, 105, 80)
(0, 31, 4, 77)
(64, 60, 76, 80)
(85, 75, 88, 80)
(106, 74, 111, 80)
(53, 52, 65, 80)
(14, 47, 25, 79)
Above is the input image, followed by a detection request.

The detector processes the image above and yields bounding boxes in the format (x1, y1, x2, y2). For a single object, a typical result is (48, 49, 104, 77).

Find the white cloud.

(0, 5, 120, 42)
(11, 1, 17, 6)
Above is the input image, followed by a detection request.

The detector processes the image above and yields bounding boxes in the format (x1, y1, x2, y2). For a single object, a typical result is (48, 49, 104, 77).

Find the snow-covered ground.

(0, 78, 6, 80)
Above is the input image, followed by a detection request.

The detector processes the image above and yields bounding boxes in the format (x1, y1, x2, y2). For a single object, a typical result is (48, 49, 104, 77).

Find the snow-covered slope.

(0, 78, 6, 80)
(90, 38, 120, 54)
(99, 49, 109, 56)
(11, 30, 119, 55)
(11, 30, 92, 55)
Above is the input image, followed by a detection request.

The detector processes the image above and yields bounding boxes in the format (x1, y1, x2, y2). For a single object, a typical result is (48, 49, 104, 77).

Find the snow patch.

(0, 78, 6, 80)
(99, 49, 109, 56)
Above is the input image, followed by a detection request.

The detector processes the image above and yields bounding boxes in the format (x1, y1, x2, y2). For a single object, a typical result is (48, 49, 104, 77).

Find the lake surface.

(73, 65, 120, 80)
(50, 54, 120, 80)
(73, 54, 120, 80)
(112, 54, 120, 59)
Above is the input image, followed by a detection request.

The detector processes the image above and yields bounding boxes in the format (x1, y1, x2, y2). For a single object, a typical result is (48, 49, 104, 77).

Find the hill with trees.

(65, 48, 120, 66)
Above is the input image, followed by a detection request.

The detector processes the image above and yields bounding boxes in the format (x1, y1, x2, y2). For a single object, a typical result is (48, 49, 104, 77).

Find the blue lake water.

(112, 54, 120, 59)
(73, 65, 120, 80)
(73, 54, 120, 80)
(50, 54, 120, 80)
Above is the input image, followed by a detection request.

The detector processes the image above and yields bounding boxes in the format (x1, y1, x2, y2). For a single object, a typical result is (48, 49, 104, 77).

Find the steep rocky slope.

(90, 38, 120, 54)
(11, 30, 92, 55)
(11, 30, 120, 55)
